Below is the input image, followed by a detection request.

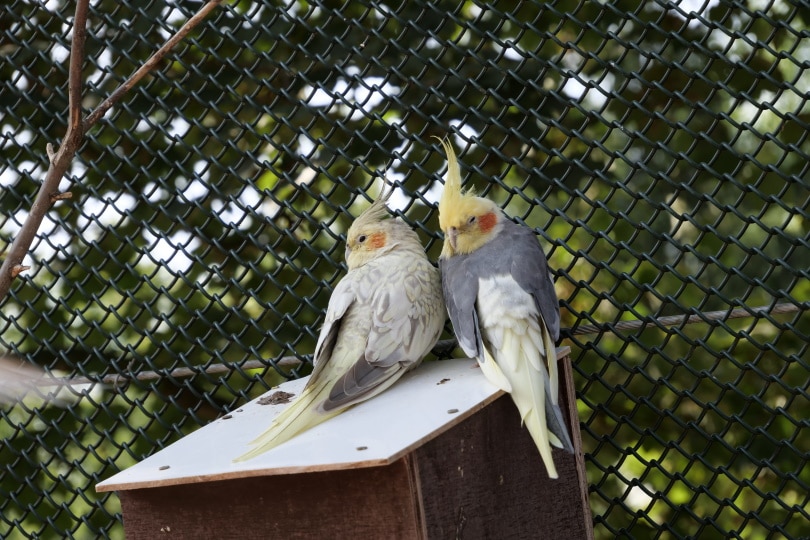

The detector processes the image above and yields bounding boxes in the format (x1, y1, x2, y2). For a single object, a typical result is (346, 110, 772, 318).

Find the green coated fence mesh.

(1, 0, 808, 538)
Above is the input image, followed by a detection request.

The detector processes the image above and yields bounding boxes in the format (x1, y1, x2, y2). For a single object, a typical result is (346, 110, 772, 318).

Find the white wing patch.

(476, 273, 564, 477)
(477, 274, 545, 352)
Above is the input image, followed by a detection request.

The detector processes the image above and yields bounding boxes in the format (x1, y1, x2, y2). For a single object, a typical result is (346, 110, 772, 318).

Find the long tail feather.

(525, 324, 572, 452)
(543, 378, 574, 454)
(501, 330, 558, 478)
(233, 382, 339, 463)
(481, 349, 513, 392)
(541, 323, 574, 453)
(542, 322, 560, 405)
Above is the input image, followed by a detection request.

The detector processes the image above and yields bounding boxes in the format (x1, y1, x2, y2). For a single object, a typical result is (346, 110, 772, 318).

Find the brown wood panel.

(413, 354, 593, 540)
(560, 351, 596, 540)
(121, 460, 423, 540)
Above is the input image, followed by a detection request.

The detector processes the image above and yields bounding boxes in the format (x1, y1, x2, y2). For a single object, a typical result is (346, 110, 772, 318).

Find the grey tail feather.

(544, 380, 575, 454)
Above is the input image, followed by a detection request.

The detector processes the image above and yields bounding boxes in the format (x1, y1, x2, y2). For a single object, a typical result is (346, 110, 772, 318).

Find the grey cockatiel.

(436, 139, 574, 478)
(235, 189, 445, 462)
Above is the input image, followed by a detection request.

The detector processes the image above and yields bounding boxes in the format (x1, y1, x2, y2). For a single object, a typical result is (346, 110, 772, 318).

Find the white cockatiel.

(436, 139, 574, 478)
(235, 189, 445, 462)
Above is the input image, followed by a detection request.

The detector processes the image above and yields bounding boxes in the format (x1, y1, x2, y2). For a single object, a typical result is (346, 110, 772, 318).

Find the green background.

(1, 0, 807, 537)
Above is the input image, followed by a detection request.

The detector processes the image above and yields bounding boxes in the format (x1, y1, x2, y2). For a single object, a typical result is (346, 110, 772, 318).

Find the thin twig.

(13, 302, 805, 388)
(83, 0, 223, 130)
(10, 265, 30, 278)
(67, 0, 88, 137)
(0, 0, 90, 299)
(0, 0, 222, 303)
(15, 357, 304, 388)
(565, 302, 805, 336)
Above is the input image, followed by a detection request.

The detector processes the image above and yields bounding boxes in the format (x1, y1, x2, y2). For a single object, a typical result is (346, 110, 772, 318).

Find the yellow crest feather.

(436, 137, 477, 231)
(435, 137, 504, 257)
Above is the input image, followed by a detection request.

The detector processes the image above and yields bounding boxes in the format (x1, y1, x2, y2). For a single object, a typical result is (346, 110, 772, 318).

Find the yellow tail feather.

(233, 383, 339, 463)
(541, 323, 560, 405)
(500, 330, 558, 478)
(481, 348, 513, 392)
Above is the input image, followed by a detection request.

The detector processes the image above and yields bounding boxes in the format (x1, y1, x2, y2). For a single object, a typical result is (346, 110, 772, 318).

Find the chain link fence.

(1, 0, 808, 538)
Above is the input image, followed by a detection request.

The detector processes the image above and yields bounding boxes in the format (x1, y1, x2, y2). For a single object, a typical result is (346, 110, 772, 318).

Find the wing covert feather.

(503, 223, 561, 341)
(440, 256, 482, 359)
(319, 254, 444, 410)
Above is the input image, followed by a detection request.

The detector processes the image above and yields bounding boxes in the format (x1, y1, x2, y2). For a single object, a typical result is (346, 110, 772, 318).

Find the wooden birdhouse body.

(97, 350, 592, 539)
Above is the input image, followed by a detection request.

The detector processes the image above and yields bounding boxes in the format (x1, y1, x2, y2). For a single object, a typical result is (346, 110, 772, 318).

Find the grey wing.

(440, 255, 483, 360)
(321, 357, 401, 411)
(321, 260, 444, 411)
(505, 224, 561, 341)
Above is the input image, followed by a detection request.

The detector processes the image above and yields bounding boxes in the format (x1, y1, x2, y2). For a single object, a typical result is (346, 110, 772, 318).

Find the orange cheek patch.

(369, 232, 386, 249)
(479, 212, 497, 232)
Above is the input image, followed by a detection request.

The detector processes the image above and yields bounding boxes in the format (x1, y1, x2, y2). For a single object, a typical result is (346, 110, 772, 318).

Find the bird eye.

(467, 216, 477, 225)
(357, 234, 367, 243)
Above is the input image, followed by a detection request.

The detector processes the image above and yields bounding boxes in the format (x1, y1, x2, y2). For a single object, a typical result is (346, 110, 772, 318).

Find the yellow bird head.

(345, 187, 417, 269)
(436, 138, 503, 258)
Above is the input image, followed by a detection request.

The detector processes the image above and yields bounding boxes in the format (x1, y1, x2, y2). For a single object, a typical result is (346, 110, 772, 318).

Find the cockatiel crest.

(344, 189, 404, 269)
(436, 138, 573, 478)
(437, 139, 503, 257)
(235, 186, 446, 462)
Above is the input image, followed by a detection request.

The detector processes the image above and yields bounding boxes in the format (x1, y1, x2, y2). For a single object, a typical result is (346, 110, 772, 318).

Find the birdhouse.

(96, 347, 593, 539)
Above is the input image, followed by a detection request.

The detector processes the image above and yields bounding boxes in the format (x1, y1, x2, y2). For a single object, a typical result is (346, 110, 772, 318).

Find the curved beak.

(446, 227, 458, 251)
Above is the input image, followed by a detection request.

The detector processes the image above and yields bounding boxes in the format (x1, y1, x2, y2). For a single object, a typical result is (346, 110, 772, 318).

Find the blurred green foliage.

(0, 0, 807, 537)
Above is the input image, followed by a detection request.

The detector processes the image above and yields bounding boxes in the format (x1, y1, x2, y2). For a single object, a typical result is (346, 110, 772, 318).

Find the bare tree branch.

(563, 301, 805, 336)
(67, 0, 88, 138)
(0, 0, 222, 302)
(0, 0, 90, 299)
(83, 0, 223, 130)
(8, 357, 304, 389)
